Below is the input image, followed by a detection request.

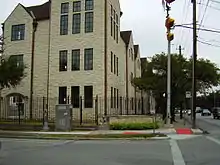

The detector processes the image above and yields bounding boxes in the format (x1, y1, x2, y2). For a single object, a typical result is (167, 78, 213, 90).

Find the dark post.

(43, 96, 45, 125)
(191, 0, 197, 129)
(120, 97, 122, 115)
(95, 95, 99, 126)
(80, 96, 83, 125)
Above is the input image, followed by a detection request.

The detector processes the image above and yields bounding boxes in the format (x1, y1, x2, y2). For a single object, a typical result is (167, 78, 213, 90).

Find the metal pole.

(192, 0, 197, 129)
(167, 39, 171, 124)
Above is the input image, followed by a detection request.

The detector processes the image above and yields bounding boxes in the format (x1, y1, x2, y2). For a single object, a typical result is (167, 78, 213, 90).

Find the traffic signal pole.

(166, 4, 171, 124)
(192, 0, 197, 129)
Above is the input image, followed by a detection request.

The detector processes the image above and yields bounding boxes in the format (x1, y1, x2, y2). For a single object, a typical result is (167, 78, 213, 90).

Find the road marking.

(206, 136, 220, 145)
(170, 139, 186, 165)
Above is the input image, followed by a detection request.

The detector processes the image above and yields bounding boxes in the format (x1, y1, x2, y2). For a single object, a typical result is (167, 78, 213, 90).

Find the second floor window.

(11, 24, 25, 41)
(84, 48, 93, 70)
(9, 55, 24, 67)
(59, 50, 67, 71)
(60, 15, 68, 35)
(72, 13, 81, 34)
(72, 49, 80, 71)
(85, 12, 93, 33)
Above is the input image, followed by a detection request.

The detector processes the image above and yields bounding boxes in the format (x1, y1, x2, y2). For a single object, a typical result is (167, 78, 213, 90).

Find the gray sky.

(0, 0, 219, 65)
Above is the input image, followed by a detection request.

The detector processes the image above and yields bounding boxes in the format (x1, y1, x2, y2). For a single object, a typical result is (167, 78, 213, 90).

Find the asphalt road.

(195, 113, 220, 139)
(1, 135, 220, 165)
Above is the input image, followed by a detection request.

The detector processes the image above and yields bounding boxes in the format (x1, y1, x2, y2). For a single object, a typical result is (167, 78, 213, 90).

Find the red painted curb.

(123, 132, 142, 135)
(175, 128, 193, 134)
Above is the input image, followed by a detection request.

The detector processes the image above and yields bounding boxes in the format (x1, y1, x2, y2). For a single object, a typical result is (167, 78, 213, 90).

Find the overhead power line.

(175, 25, 220, 34)
(198, 0, 210, 34)
(210, 0, 220, 4)
(198, 39, 220, 48)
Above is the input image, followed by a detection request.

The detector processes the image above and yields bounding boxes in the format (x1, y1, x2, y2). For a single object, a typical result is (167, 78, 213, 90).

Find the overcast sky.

(0, 0, 219, 65)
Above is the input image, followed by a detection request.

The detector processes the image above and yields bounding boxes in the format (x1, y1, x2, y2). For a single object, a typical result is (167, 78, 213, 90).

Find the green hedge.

(110, 122, 159, 130)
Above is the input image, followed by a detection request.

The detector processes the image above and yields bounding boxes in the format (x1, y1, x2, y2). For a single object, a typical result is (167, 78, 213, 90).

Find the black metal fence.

(0, 95, 151, 126)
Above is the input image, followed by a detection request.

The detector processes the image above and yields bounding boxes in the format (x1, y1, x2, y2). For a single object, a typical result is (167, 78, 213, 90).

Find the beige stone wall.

(49, 0, 105, 100)
(33, 20, 49, 97)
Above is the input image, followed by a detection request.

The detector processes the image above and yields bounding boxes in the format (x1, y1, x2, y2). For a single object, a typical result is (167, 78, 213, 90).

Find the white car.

(187, 110, 192, 116)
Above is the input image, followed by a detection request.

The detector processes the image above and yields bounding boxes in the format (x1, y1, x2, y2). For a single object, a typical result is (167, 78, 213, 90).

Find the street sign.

(186, 91, 192, 98)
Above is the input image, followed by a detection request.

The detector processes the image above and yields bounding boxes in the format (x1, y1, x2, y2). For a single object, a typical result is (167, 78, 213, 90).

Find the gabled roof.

(120, 31, 132, 46)
(25, 1, 50, 21)
(134, 45, 139, 58)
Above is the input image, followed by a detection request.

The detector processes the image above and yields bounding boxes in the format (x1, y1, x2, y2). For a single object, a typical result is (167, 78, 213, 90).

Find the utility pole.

(192, 0, 197, 129)
(177, 45, 184, 119)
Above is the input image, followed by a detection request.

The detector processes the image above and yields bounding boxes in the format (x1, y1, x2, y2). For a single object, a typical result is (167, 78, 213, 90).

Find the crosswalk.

(0, 135, 220, 165)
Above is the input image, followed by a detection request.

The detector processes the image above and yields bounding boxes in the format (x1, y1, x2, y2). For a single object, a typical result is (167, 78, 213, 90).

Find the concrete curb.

(0, 135, 170, 141)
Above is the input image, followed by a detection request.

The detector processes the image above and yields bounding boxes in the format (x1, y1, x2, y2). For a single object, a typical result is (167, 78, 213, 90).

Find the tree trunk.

(180, 102, 183, 119)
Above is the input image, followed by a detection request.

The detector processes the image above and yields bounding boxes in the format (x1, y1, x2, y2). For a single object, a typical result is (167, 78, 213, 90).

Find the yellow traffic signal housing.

(165, 0, 175, 3)
(167, 33, 174, 41)
(165, 17, 175, 30)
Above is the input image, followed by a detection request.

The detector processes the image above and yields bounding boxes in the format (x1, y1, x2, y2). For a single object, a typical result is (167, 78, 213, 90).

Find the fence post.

(43, 96, 49, 131)
(80, 96, 83, 125)
(95, 95, 99, 126)
(141, 97, 144, 115)
(120, 97, 122, 115)
(42, 96, 45, 125)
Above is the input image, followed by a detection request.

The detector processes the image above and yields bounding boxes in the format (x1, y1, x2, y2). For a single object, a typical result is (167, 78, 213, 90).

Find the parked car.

(212, 107, 220, 119)
(187, 110, 192, 116)
(201, 109, 211, 116)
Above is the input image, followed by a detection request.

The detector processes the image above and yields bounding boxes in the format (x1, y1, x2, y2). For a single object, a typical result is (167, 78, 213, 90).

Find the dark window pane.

(85, 0, 93, 11)
(85, 12, 93, 33)
(59, 50, 67, 71)
(113, 21, 116, 39)
(111, 87, 113, 108)
(84, 86, 93, 108)
(111, 52, 113, 73)
(111, 5, 113, 16)
(116, 13, 119, 24)
(116, 57, 118, 76)
(73, 1, 81, 12)
(72, 49, 80, 70)
(114, 54, 116, 74)
(111, 17, 113, 36)
(59, 87, 67, 104)
(114, 88, 116, 108)
(117, 89, 119, 108)
(73, 13, 81, 34)
(9, 55, 24, 67)
(116, 25, 118, 43)
(71, 86, 80, 108)
(61, 3, 69, 14)
(11, 24, 25, 41)
(84, 48, 93, 70)
(60, 15, 68, 35)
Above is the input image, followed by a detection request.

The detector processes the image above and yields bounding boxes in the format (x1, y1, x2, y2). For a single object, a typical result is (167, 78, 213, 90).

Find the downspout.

(104, 0, 108, 116)
(0, 23, 4, 113)
(46, 0, 52, 116)
(29, 12, 38, 119)
(134, 53, 137, 114)
(125, 46, 128, 113)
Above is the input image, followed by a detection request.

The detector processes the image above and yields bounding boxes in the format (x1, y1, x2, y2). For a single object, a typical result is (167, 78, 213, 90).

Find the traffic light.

(165, 0, 175, 3)
(165, 17, 175, 41)
(165, 17, 175, 30)
(167, 33, 174, 41)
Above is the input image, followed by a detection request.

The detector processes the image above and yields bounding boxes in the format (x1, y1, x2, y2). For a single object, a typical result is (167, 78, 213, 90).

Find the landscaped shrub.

(110, 122, 159, 130)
